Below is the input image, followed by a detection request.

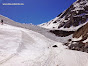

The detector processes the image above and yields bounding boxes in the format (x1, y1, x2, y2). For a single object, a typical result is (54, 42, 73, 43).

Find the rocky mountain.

(39, 0, 88, 31)
(64, 22, 88, 53)
(39, 0, 88, 53)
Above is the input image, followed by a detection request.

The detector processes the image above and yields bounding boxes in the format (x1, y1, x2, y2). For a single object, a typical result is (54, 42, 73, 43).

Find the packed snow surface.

(72, 36, 82, 41)
(0, 24, 88, 66)
(83, 37, 88, 43)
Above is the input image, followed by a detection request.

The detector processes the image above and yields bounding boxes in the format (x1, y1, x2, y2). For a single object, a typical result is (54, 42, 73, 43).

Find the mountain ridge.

(39, 0, 88, 31)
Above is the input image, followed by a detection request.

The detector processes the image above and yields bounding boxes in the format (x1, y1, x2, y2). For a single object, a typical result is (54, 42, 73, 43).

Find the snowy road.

(0, 24, 88, 66)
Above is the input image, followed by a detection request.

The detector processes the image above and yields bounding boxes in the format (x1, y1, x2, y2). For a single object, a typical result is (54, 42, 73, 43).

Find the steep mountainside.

(39, 0, 88, 31)
(65, 22, 88, 53)
(73, 22, 88, 39)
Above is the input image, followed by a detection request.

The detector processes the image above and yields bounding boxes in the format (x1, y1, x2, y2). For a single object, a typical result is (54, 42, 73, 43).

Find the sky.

(0, 0, 76, 25)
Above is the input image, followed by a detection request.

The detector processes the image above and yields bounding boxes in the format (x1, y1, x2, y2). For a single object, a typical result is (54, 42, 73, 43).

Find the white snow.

(86, 2, 88, 6)
(74, 7, 84, 11)
(39, 17, 60, 30)
(83, 37, 88, 43)
(39, 9, 68, 30)
(0, 24, 88, 66)
(74, 3, 80, 7)
(72, 36, 82, 41)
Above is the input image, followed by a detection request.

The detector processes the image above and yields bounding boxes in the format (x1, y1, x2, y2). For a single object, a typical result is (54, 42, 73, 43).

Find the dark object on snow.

(53, 21, 57, 23)
(52, 45, 58, 47)
(68, 39, 72, 42)
(50, 30, 74, 37)
(64, 43, 69, 46)
(1, 20, 3, 25)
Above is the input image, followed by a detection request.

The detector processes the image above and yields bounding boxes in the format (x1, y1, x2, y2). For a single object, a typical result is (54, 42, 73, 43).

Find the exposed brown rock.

(64, 22, 88, 53)
(73, 22, 88, 38)
(50, 30, 74, 37)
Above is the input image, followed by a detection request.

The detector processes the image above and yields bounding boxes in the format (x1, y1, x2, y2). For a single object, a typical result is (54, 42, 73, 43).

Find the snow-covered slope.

(0, 15, 72, 43)
(39, 0, 88, 31)
(0, 22, 88, 66)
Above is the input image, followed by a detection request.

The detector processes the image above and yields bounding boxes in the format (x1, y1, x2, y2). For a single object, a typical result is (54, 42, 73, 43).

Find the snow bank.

(83, 37, 88, 43)
(72, 36, 82, 41)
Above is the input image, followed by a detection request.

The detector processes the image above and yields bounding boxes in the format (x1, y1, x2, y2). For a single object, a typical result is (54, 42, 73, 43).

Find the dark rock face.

(68, 41, 88, 53)
(64, 39, 88, 53)
(69, 41, 85, 50)
(57, 0, 88, 28)
(53, 21, 57, 23)
(50, 30, 74, 37)
(57, 12, 62, 17)
(43, 0, 88, 30)
(64, 22, 88, 53)
(84, 5, 88, 11)
(73, 22, 88, 38)
(60, 8, 88, 28)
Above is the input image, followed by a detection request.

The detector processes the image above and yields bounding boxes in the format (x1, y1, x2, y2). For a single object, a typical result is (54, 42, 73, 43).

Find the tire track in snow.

(0, 30, 34, 65)
(0, 30, 22, 65)
(0, 53, 18, 65)
(40, 46, 65, 66)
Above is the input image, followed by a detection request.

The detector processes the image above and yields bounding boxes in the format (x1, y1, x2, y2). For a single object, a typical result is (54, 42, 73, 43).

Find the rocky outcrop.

(57, 0, 88, 28)
(73, 22, 88, 38)
(50, 30, 74, 37)
(40, 0, 88, 31)
(64, 22, 88, 53)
